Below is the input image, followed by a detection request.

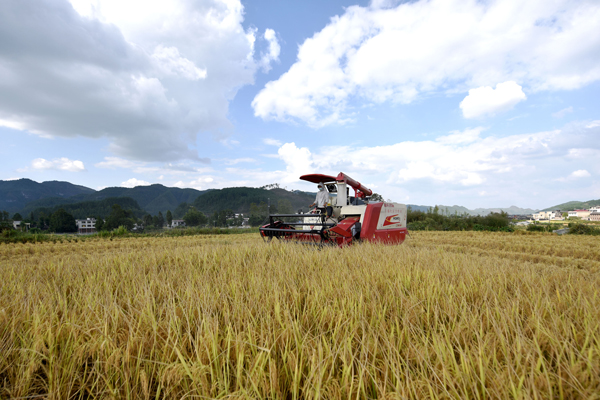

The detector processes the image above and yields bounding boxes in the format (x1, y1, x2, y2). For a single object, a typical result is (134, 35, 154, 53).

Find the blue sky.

(1, 0, 599, 209)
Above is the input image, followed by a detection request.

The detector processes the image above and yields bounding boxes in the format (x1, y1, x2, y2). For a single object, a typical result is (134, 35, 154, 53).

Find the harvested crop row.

(408, 231, 600, 262)
(1, 233, 599, 399)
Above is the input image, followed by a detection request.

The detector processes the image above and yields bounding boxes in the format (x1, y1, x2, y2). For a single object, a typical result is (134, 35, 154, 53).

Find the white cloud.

(271, 121, 600, 199)
(151, 45, 207, 80)
(95, 157, 142, 169)
(253, 0, 600, 127)
(171, 176, 214, 190)
(189, 176, 215, 190)
(552, 106, 573, 118)
(566, 148, 600, 159)
(259, 29, 280, 73)
(29, 157, 85, 172)
(460, 81, 527, 119)
(587, 121, 600, 129)
(571, 170, 591, 178)
(263, 138, 282, 146)
(0, 0, 275, 161)
(436, 127, 484, 144)
(277, 142, 313, 183)
(556, 169, 592, 182)
(121, 178, 151, 188)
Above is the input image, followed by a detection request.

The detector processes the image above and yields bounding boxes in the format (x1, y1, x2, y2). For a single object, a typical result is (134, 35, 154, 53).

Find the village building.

(577, 210, 590, 220)
(76, 218, 96, 234)
(171, 219, 186, 228)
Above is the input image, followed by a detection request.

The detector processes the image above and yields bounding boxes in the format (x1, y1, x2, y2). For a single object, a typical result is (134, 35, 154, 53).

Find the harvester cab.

(259, 172, 408, 247)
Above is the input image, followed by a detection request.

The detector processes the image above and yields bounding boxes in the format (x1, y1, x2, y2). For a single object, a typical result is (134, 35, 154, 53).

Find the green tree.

(143, 214, 153, 228)
(104, 204, 135, 231)
(249, 202, 268, 227)
(174, 202, 190, 218)
(209, 209, 235, 227)
(277, 199, 293, 214)
(157, 211, 165, 228)
(183, 207, 207, 227)
(12, 212, 23, 221)
(38, 212, 48, 230)
(95, 216, 105, 231)
(369, 193, 384, 202)
(166, 210, 173, 227)
(2, 211, 9, 221)
(49, 209, 77, 233)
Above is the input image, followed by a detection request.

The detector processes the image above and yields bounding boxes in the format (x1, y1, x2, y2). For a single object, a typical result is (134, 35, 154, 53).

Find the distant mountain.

(407, 204, 432, 212)
(0, 178, 95, 214)
(193, 187, 315, 215)
(29, 197, 145, 219)
(20, 184, 206, 216)
(407, 204, 537, 216)
(3, 178, 554, 219)
(542, 199, 600, 211)
(80, 185, 206, 215)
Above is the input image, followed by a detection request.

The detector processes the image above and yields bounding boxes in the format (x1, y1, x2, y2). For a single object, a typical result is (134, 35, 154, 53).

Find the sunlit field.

(1, 232, 599, 399)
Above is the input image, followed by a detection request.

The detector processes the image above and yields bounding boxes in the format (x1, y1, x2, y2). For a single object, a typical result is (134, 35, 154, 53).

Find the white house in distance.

(76, 218, 96, 234)
(171, 219, 186, 228)
(532, 211, 563, 221)
(568, 209, 591, 219)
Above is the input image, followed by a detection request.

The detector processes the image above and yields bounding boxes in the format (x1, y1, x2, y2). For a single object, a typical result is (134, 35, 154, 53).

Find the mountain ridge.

(2, 178, 597, 217)
(542, 199, 600, 211)
(0, 178, 95, 213)
(19, 184, 206, 216)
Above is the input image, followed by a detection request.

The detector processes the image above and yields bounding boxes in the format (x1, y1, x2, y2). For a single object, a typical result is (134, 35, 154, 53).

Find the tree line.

(407, 206, 513, 231)
(3, 195, 299, 233)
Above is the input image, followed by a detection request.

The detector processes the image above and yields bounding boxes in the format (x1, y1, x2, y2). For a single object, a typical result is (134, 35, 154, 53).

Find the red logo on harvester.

(383, 214, 400, 226)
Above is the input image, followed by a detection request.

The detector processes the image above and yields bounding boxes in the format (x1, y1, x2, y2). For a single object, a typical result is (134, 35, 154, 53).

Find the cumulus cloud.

(151, 45, 207, 80)
(172, 176, 215, 190)
(570, 170, 591, 178)
(253, 0, 600, 127)
(269, 121, 600, 201)
(556, 169, 592, 182)
(121, 178, 151, 188)
(0, 0, 277, 161)
(259, 29, 281, 73)
(28, 157, 85, 172)
(460, 81, 527, 119)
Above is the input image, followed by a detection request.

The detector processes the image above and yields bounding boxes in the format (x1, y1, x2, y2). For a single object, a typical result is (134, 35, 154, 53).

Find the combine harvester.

(259, 172, 408, 247)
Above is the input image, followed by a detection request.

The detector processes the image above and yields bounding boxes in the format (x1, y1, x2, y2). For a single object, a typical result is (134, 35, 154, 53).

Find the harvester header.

(259, 172, 407, 247)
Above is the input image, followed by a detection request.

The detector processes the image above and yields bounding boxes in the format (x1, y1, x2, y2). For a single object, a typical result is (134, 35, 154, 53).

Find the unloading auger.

(259, 172, 408, 247)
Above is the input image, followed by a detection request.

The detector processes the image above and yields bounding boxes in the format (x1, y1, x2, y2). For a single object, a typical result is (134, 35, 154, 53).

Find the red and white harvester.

(259, 172, 408, 247)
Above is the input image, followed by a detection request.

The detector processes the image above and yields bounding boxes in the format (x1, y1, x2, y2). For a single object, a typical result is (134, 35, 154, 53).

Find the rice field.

(1, 231, 599, 399)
